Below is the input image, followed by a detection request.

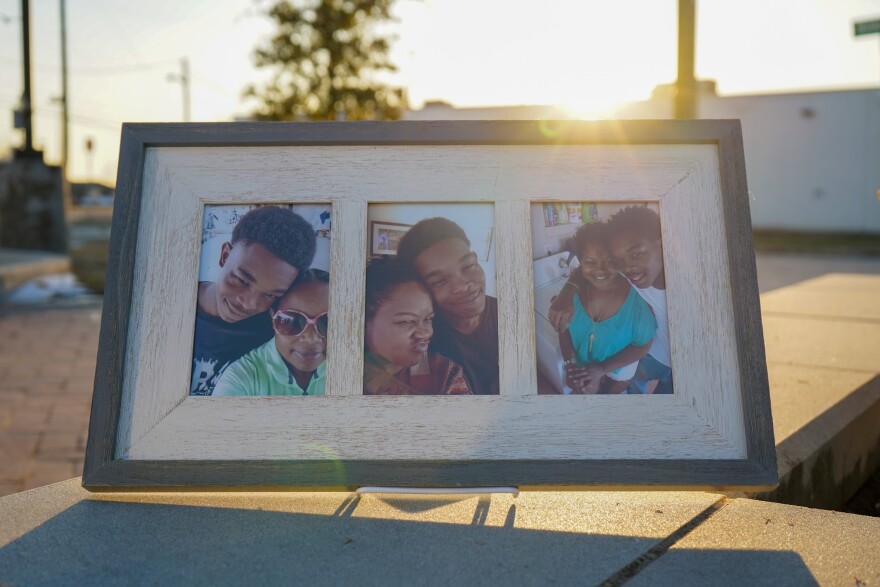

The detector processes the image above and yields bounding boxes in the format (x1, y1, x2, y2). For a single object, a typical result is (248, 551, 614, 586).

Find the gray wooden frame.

(83, 120, 776, 491)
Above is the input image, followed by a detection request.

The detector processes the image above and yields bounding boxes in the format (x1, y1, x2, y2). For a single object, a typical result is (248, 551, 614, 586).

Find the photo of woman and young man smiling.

(188, 201, 671, 397)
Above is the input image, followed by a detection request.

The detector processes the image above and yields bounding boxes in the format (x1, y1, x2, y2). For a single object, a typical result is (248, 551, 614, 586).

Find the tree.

(246, 0, 407, 121)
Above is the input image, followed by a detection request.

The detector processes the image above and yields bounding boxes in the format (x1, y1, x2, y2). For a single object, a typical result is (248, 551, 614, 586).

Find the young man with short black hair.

(397, 217, 499, 395)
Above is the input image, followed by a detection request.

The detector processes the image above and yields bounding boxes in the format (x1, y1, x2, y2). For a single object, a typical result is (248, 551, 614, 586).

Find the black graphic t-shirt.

(189, 308, 273, 396)
(429, 295, 499, 395)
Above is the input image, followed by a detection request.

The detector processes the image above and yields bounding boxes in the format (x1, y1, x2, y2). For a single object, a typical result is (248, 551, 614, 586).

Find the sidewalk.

(1, 479, 878, 585)
(0, 304, 101, 495)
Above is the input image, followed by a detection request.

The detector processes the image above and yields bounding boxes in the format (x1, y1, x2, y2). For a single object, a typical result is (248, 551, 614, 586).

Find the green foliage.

(246, 0, 407, 121)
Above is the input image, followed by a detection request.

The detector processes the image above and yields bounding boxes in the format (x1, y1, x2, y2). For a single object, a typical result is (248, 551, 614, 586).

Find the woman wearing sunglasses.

(363, 257, 471, 395)
(214, 270, 329, 396)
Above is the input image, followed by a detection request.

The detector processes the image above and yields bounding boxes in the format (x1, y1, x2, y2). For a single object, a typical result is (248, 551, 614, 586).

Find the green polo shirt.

(212, 338, 326, 396)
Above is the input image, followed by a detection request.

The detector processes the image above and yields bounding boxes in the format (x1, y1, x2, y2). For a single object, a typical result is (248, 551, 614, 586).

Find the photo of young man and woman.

(363, 204, 498, 396)
(532, 202, 672, 395)
(190, 204, 332, 397)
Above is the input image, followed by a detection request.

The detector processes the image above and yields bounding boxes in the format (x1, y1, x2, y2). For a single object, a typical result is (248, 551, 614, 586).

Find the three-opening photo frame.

(84, 120, 777, 491)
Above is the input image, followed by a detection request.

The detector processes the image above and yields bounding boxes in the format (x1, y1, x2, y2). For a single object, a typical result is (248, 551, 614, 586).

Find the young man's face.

(215, 241, 299, 323)
(273, 280, 329, 374)
(411, 237, 486, 322)
(609, 230, 664, 289)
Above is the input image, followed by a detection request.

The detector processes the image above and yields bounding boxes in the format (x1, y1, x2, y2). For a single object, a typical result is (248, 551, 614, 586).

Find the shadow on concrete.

(0, 499, 816, 585)
(629, 549, 819, 586)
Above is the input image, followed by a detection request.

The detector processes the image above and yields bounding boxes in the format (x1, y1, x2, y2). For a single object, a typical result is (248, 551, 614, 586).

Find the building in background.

(405, 87, 880, 235)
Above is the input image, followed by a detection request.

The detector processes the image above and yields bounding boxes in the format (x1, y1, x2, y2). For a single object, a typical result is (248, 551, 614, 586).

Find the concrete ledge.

(1, 479, 878, 585)
(0, 248, 71, 293)
(758, 371, 880, 509)
(756, 274, 880, 509)
(631, 497, 880, 586)
(0, 479, 723, 585)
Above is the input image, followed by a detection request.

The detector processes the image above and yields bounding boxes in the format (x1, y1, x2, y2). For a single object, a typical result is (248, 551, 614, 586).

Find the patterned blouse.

(363, 352, 472, 395)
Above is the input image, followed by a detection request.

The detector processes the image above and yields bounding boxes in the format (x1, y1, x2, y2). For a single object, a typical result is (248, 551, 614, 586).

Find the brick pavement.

(0, 304, 101, 496)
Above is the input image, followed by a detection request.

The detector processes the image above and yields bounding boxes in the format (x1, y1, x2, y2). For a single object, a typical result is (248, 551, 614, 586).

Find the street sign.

(855, 18, 880, 36)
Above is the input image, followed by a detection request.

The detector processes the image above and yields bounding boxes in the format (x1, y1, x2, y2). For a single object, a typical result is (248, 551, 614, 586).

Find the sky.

(1, 0, 879, 185)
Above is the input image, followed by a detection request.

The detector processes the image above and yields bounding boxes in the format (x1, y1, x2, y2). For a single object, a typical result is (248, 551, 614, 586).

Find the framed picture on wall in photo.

(369, 220, 411, 256)
(83, 120, 777, 492)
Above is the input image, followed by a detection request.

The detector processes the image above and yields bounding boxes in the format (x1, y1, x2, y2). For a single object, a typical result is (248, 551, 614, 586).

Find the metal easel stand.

(356, 486, 519, 496)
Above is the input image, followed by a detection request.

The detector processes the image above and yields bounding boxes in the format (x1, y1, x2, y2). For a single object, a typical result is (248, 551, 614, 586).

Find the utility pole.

(167, 57, 191, 122)
(59, 0, 73, 213)
(6, 0, 67, 252)
(675, 0, 697, 120)
(60, 0, 69, 175)
(15, 0, 38, 157)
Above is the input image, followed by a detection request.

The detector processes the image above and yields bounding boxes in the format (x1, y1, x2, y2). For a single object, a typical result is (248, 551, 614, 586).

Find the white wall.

(615, 88, 880, 233)
(409, 88, 880, 234)
(704, 90, 880, 233)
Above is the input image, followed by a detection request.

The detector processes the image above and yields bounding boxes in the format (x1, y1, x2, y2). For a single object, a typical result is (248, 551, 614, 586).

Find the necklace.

(584, 280, 620, 357)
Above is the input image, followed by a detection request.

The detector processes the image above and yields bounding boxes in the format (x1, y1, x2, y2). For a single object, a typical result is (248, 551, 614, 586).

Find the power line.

(192, 71, 241, 101)
(0, 56, 176, 75)
(39, 101, 123, 129)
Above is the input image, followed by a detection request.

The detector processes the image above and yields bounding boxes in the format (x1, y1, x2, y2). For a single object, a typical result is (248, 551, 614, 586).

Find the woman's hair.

(364, 257, 426, 322)
(273, 269, 330, 311)
(572, 221, 609, 259)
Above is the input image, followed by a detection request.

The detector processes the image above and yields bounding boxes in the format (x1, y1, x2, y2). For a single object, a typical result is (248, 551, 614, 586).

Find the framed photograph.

(192, 204, 331, 397)
(370, 220, 411, 256)
(84, 120, 776, 491)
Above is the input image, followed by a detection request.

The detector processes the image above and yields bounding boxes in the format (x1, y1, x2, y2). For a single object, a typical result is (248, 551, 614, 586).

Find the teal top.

(569, 285, 657, 365)
(213, 338, 326, 396)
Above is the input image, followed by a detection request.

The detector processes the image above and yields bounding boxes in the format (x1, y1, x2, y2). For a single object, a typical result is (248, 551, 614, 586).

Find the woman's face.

(579, 241, 621, 289)
(273, 280, 329, 374)
(365, 281, 434, 371)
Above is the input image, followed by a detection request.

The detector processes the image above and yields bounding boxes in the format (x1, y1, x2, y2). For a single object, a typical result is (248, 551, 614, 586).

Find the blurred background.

(0, 0, 879, 503)
(1, 0, 878, 296)
(1, 0, 878, 287)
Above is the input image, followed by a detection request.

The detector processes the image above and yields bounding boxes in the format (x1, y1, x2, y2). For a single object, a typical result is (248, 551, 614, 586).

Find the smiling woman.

(362, 257, 471, 395)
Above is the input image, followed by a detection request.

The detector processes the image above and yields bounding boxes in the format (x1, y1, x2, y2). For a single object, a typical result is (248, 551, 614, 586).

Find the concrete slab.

(759, 365, 880, 509)
(792, 273, 880, 292)
(761, 274, 880, 321)
(0, 248, 70, 293)
(629, 498, 880, 587)
(762, 314, 880, 373)
(0, 478, 724, 586)
(755, 254, 880, 294)
(766, 364, 878, 443)
(758, 273, 880, 509)
(761, 289, 880, 321)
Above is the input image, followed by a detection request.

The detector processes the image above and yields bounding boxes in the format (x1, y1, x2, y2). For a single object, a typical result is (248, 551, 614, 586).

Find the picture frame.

(84, 120, 777, 491)
(369, 220, 411, 256)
